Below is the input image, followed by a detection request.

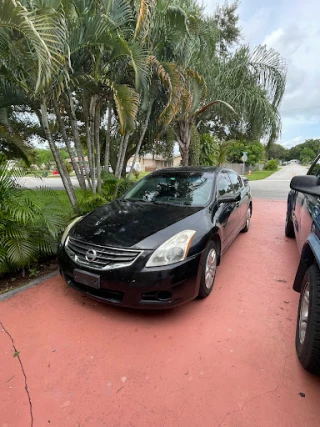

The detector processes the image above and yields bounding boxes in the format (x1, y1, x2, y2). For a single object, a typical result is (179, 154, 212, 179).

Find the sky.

(202, 0, 320, 148)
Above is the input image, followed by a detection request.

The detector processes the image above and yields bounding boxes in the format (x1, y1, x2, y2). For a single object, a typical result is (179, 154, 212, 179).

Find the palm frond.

(134, 0, 156, 41)
(112, 84, 139, 134)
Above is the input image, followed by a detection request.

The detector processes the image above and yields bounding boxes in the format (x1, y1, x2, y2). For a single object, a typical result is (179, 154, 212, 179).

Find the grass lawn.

(245, 169, 278, 181)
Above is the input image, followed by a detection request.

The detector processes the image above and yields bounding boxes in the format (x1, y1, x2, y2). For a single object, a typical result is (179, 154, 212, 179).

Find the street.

(1, 199, 320, 427)
(249, 164, 309, 200)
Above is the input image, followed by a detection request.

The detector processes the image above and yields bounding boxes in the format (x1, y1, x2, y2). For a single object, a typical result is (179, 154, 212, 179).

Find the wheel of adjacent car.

(295, 264, 320, 375)
(198, 241, 218, 298)
(242, 206, 251, 233)
(285, 210, 295, 237)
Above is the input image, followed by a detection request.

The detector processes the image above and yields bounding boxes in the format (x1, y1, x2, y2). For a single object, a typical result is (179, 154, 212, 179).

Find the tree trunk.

(65, 89, 89, 190)
(53, 98, 86, 191)
(82, 93, 93, 189)
(104, 100, 112, 171)
(127, 101, 153, 180)
(114, 135, 125, 178)
(40, 98, 79, 214)
(95, 101, 102, 193)
(177, 120, 192, 166)
(117, 133, 130, 180)
(88, 95, 97, 193)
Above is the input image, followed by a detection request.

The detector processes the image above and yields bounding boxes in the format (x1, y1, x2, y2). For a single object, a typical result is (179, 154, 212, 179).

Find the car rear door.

(216, 170, 240, 249)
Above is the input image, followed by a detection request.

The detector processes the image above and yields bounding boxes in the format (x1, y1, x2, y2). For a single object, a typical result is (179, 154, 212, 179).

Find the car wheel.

(242, 206, 251, 233)
(295, 264, 320, 375)
(198, 241, 218, 298)
(285, 210, 295, 237)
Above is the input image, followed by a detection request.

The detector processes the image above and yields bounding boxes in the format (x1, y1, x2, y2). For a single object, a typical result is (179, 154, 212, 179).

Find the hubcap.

(205, 249, 217, 289)
(299, 282, 310, 344)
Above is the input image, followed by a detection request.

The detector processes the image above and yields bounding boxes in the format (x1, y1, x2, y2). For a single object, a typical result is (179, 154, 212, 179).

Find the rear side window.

(227, 171, 243, 193)
(217, 171, 233, 197)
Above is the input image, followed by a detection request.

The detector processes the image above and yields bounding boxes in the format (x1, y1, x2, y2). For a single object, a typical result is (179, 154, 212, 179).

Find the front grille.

(65, 236, 142, 271)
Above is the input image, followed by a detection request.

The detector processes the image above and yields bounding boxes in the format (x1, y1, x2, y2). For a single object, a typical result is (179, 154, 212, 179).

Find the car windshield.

(124, 172, 214, 206)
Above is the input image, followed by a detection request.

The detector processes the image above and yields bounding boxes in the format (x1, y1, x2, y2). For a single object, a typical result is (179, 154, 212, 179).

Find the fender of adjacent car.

(293, 233, 320, 293)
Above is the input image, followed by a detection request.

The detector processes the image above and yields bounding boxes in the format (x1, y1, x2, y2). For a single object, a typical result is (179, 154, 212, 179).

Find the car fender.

(293, 233, 320, 292)
(287, 189, 296, 213)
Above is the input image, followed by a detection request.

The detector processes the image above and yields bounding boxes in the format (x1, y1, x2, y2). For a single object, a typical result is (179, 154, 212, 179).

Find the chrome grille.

(65, 236, 142, 270)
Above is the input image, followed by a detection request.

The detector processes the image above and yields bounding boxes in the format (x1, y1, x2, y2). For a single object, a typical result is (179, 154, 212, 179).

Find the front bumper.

(58, 247, 203, 309)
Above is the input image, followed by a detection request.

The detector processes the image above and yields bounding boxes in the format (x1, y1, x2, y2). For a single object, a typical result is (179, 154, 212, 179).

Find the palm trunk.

(40, 98, 79, 214)
(127, 102, 153, 180)
(95, 101, 102, 193)
(65, 89, 89, 190)
(117, 133, 130, 180)
(89, 95, 97, 193)
(104, 100, 112, 171)
(82, 93, 93, 189)
(177, 120, 192, 166)
(53, 98, 86, 191)
(115, 134, 125, 178)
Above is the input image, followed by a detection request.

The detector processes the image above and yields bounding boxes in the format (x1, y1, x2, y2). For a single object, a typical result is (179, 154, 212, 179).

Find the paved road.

(1, 200, 320, 427)
(17, 176, 79, 190)
(250, 164, 309, 200)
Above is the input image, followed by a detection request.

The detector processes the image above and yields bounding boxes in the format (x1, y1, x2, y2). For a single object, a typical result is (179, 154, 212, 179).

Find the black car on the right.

(286, 154, 320, 375)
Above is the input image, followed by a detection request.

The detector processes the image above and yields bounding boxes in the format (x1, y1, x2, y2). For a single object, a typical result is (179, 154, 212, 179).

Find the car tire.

(198, 241, 218, 298)
(242, 206, 251, 233)
(295, 264, 320, 375)
(285, 210, 295, 237)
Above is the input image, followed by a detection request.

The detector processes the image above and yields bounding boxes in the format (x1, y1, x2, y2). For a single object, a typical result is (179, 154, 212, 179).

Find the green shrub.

(101, 174, 135, 200)
(77, 190, 107, 214)
(0, 157, 68, 274)
(64, 160, 73, 175)
(132, 169, 140, 179)
(264, 159, 278, 171)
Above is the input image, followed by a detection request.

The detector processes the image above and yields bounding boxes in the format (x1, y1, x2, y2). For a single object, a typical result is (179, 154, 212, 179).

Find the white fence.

(221, 162, 264, 175)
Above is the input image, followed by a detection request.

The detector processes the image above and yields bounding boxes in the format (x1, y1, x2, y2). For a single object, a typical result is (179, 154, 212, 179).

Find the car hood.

(70, 200, 205, 249)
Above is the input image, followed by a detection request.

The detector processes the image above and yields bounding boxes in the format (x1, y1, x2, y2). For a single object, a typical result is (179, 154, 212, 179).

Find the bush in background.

(264, 159, 278, 170)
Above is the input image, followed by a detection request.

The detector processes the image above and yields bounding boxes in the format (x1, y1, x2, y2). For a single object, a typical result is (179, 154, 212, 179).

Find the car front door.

(296, 157, 320, 250)
(216, 170, 240, 249)
(227, 170, 246, 228)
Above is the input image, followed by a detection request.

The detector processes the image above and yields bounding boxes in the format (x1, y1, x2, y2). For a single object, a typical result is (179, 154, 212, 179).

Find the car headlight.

(61, 216, 83, 245)
(146, 230, 196, 267)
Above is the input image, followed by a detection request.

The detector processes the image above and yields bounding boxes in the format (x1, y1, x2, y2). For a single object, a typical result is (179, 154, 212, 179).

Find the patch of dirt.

(0, 258, 59, 295)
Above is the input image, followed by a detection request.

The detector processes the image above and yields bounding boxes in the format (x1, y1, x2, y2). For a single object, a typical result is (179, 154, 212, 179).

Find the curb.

(0, 270, 59, 302)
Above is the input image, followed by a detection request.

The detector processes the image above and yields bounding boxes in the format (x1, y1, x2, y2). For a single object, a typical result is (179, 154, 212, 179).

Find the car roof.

(150, 166, 221, 175)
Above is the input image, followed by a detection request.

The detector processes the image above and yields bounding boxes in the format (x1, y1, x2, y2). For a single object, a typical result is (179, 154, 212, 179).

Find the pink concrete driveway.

(1, 200, 320, 427)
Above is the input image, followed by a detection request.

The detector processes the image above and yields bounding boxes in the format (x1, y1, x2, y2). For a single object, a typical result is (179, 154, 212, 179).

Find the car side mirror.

(290, 175, 320, 197)
(218, 193, 241, 204)
(242, 177, 249, 186)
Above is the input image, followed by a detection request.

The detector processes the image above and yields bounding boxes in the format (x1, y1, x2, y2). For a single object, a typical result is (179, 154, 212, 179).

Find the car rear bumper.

(58, 250, 203, 309)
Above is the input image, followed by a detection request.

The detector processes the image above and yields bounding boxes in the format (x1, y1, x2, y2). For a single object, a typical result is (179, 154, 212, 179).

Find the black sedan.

(58, 167, 252, 308)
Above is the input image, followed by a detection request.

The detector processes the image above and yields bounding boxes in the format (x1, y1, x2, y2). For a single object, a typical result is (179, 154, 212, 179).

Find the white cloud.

(201, 0, 320, 148)
(281, 136, 304, 148)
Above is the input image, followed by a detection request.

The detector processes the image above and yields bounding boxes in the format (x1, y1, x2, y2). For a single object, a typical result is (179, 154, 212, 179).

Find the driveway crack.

(0, 321, 33, 427)
(217, 353, 292, 427)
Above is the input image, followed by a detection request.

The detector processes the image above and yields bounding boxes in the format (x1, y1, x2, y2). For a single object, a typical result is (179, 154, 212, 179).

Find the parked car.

(58, 166, 252, 309)
(286, 153, 320, 374)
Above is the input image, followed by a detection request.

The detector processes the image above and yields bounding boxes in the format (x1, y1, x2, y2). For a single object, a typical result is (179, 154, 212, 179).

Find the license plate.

(74, 269, 100, 289)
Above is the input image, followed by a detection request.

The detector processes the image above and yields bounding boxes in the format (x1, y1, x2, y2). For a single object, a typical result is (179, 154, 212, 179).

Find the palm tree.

(0, 156, 67, 274)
